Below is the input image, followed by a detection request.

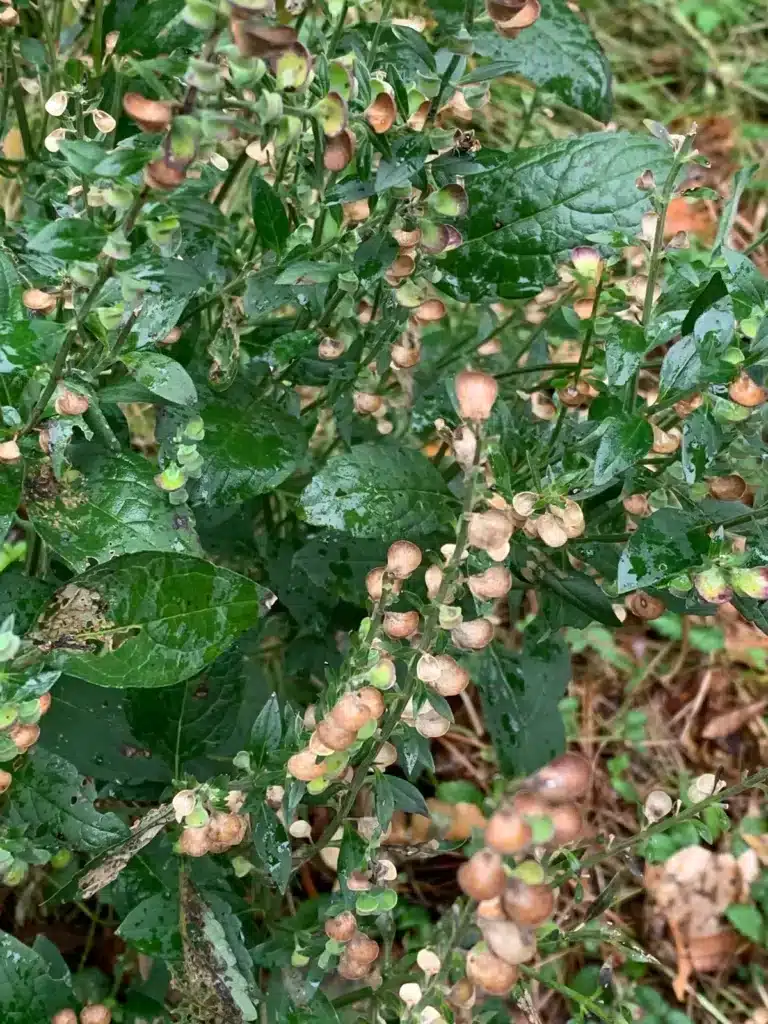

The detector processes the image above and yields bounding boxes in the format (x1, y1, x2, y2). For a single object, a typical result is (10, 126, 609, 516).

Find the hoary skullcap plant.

(0, 0, 766, 1021)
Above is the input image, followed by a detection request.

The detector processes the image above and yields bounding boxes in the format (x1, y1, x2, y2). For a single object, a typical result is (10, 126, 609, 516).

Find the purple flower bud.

(731, 567, 768, 602)
(693, 567, 733, 605)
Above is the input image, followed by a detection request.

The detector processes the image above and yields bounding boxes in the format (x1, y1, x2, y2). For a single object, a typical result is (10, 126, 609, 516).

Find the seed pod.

(55, 388, 89, 416)
(144, 159, 186, 190)
(468, 565, 512, 601)
(465, 944, 519, 996)
(123, 92, 172, 132)
(287, 750, 326, 781)
(0, 769, 11, 794)
(347, 870, 372, 890)
(207, 812, 247, 851)
(457, 848, 507, 901)
(387, 540, 422, 579)
(623, 493, 650, 517)
(23, 289, 57, 314)
(365, 566, 401, 602)
(479, 918, 537, 965)
(548, 802, 583, 844)
(417, 653, 441, 683)
(501, 879, 554, 926)
(528, 752, 591, 802)
(432, 655, 472, 697)
(511, 491, 538, 518)
(353, 391, 383, 415)
(324, 128, 356, 171)
(346, 931, 380, 964)
(484, 808, 532, 855)
(451, 618, 494, 650)
(468, 510, 514, 553)
(625, 591, 665, 620)
(365, 91, 397, 133)
(231, 20, 296, 57)
(455, 369, 498, 421)
(39, 693, 52, 715)
(412, 299, 446, 325)
(356, 686, 385, 719)
(338, 952, 370, 980)
(325, 910, 357, 942)
(80, 1007, 112, 1024)
(179, 826, 210, 857)
(424, 564, 443, 600)
(651, 424, 681, 455)
(476, 896, 505, 921)
(535, 512, 568, 548)
(707, 474, 747, 501)
(452, 424, 477, 472)
(52, 1012, 78, 1024)
(0, 7, 20, 26)
(0, 440, 21, 463)
(308, 729, 334, 756)
(383, 610, 420, 639)
(172, 789, 197, 821)
(374, 741, 397, 767)
(318, 336, 345, 360)
(731, 567, 768, 601)
(390, 336, 421, 368)
(416, 705, 451, 738)
(330, 693, 373, 732)
(644, 789, 673, 823)
(448, 977, 476, 1009)
(315, 717, 357, 751)
(367, 658, 396, 689)
(10, 723, 39, 752)
(399, 983, 423, 1008)
(550, 499, 585, 539)
(729, 371, 766, 408)
(344, 200, 370, 224)
(693, 566, 733, 605)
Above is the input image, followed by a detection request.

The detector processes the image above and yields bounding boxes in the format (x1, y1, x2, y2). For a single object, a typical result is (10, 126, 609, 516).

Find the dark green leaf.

(195, 398, 307, 506)
(540, 570, 621, 627)
(383, 775, 430, 817)
(118, 893, 183, 959)
(8, 746, 128, 853)
(92, 141, 156, 178)
(0, 251, 23, 319)
(375, 135, 431, 192)
(731, 595, 768, 638)
(34, 552, 266, 689)
(25, 450, 202, 572)
(466, 636, 570, 776)
(594, 415, 653, 485)
(438, 132, 671, 302)
(28, 219, 107, 260)
(300, 443, 458, 538)
(354, 233, 399, 284)
(468, 0, 612, 121)
(252, 804, 291, 893)
(0, 568, 53, 634)
(617, 509, 709, 593)
(57, 140, 106, 176)
(373, 772, 395, 829)
(680, 271, 728, 337)
(605, 322, 648, 387)
(250, 176, 290, 255)
(681, 408, 722, 484)
(0, 320, 68, 373)
(122, 351, 198, 406)
(275, 262, 342, 286)
(0, 930, 73, 1024)
(249, 693, 282, 767)
(725, 904, 764, 944)
(112, 0, 198, 57)
(0, 459, 21, 542)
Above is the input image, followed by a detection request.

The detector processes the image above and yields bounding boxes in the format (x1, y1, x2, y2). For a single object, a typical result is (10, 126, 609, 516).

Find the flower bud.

(347, 931, 380, 964)
(286, 749, 326, 781)
(570, 245, 603, 282)
(0, 769, 11, 794)
(478, 918, 537, 965)
(383, 610, 420, 639)
(417, 948, 441, 975)
(693, 566, 733, 605)
(10, 723, 39, 752)
(455, 369, 498, 421)
(356, 686, 385, 719)
(527, 753, 591, 802)
(485, 808, 532, 855)
(325, 910, 357, 942)
(465, 944, 518, 995)
(54, 388, 89, 416)
(467, 510, 513, 552)
(625, 591, 665, 620)
(330, 693, 373, 732)
(451, 618, 494, 650)
(315, 718, 357, 751)
(731, 567, 768, 601)
(387, 540, 422, 579)
(23, 289, 57, 314)
(399, 982, 423, 1008)
(79, 1005, 112, 1024)
(501, 879, 554, 926)
(468, 565, 512, 601)
(0, 440, 21, 463)
(729, 372, 766, 408)
(457, 848, 506, 900)
(52, 1011, 78, 1024)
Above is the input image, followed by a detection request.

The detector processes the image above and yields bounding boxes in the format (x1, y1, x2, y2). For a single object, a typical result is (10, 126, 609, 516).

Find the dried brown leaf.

(701, 699, 767, 739)
(78, 804, 175, 898)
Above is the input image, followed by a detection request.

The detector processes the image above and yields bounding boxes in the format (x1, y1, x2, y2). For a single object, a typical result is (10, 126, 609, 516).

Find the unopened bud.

(417, 948, 441, 975)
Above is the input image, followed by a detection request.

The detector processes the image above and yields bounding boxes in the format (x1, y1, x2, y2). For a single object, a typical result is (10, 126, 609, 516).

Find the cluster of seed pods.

(52, 1005, 111, 1024)
(456, 753, 591, 1000)
(174, 788, 250, 858)
(0, 691, 52, 798)
(325, 910, 381, 982)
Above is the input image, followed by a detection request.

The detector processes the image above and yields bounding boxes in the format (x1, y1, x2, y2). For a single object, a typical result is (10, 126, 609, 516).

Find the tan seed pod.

(626, 591, 665, 620)
(383, 610, 420, 639)
(324, 129, 356, 171)
(651, 424, 681, 454)
(457, 848, 506, 901)
(413, 299, 446, 325)
(353, 391, 383, 415)
(707, 474, 747, 501)
(144, 159, 185, 190)
(55, 388, 89, 416)
(123, 92, 172, 132)
(452, 424, 477, 472)
(23, 288, 57, 314)
(623, 493, 650, 517)
(511, 491, 538, 518)
(365, 566, 401, 602)
(467, 509, 513, 552)
(10, 723, 39, 752)
(674, 394, 703, 417)
(374, 741, 397, 767)
(393, 228, 421, 248)
(455, 369, 498, 421)
(0, 6, 20, 26)
(729, 372, 766, 408)
(550, 498, 585, 539)
(315, 717, 357, 751)
(308, 729, 334, 757)
(448, 977, 476, 1009)
(415, 705, 451, 738)
(346, 931, 380, 964)
(356, 686, 385, 719)
(330, 692, 373, 732)
(80, 1006, 112, 1024)
(0, 440, 21, 463)
(0, 769, 11, 794)
(531, 391, 556, 420)
(343, 199, 370, 224)
(424, 564, 443, 600)
(337, 952, 370, 980)
(484, 808, 532, 855)
(416, 653, 441, 683)
(386, 254, 415, 284)
(528, 752, 591, 802)
(451, 618, 494, 650)
(513, 792, 583, 844)
(178, 826, 210, 857)
(428, 655, 470, 697)
(52, 1012, 78, 1024)
(390, 336, 421, 368)
(387, 540, 422, 579)
(365, 91, 396, 134)
(286, 749, 326, 781)
(479, 918, 537, 965)
(318, 336, 345, 360)
(207, 812, 247, 852)
(535, 512, 569, 548)
(325, 910, 357, 942)
(468, 565, 512, 601)
(347, 871, 372, 890)
(465, 944, 519, 995)
(501, 879, 555, 926)
(476, 896, 505, 921)
(159, 327, 182, 346)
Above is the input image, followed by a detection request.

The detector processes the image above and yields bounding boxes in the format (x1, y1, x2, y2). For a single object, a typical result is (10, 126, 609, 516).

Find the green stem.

(85, 401, 120, 451)
(519, 964, 614, 1024)
(214, 147, 249, 209)
(91, 0, 104, 75)
(22, 329, 77, 431)
(427, 54, 460, 128)
(327, 0, 349, 58)
(463, 0, 476, 32)
(7, 42, 34, 159)
(368, 0, 393, 66)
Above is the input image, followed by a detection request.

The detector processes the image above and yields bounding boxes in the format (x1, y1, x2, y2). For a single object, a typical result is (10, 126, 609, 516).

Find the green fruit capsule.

(306, 777, 330, 795)
(0, 704, 17, 729)
(50, 849, 73, 870)
(731, 567, 768, 601)
(357, 719, 376, 742)
(16, 699, 42, 725)
(3, 859, 28, 886)
(693, 566, 733, 605)
(512, 859, 545, 886)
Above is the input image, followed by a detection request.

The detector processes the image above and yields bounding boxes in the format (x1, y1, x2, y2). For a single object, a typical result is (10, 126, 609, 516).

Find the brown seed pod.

(55, 388, 89, 416)
(286, 750, 326, 781)
(651, 424, 681, 454)
(457, 848, 507, 901)
(325, 910, 357, 942)
(468, 565, 513, 601)
(123, 92, 172, 132)
(315, 717, 357, 751)
(625, 591, 666, 620)
(468, 510, 514, 552)
(623, 493, 650, 517)
(23, 288, 57, 314)
(365, 91, 396, 134)
(688, 930, 739, 972)
(159, 327, 182, 346)
(528, 752, 591, 802)
(412, 299, 446, 325)
(455, 369, 498, 421)
(324, 128, 356, 172)
(79, 1007, 112, 1024)
(346, 931, 380, 964)
(479, 918, 537, 965)
(674, 394, 703, 417)
(52, 1011, 78, 1024)
(353, 391, 383, 415)
(415, 705, 451, 738)
(729, 371, 766, 408)
(0, 769, 11, 794)
(420, 653, 470, 697)
(424, 563, 444, 600)
(231, 19, 296, 57)
(356, 686, 385, 719)
(337, 952, 370, 980)
(707, 474, 747, 501)
(390, 335, 421, 368)
(451, 617, 494, 650)
(179, 826, 210, 857)
(144, 159, 186, 190)
(484, 808, 532, 855)
(549, 498, 585, 539)
(386, 540, 422, 579)
(548, 803, 584, 844)
(383, 610, 420, 639)
(330, 692, 373, 732)
(0, 440, 21, 463)
(207, 812, 247, 852)
(535, 512, 568, 549)
(374, 741, 397, 768)
(448, 977, 477, 1009)
(501, 879, 555, 926)
(10, 723, 40, 753)
(476, 896, 505, 921)
(465, 944, 519, 995)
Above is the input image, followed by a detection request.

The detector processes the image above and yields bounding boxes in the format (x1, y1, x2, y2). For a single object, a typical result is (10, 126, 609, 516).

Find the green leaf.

(249, 692, 282, 768)
(0, 459, 22, 542)
(92, 140, 156, 178)
(725, 903, 764, 944)
(195, 398, 307, 505)
(0, 930, 73, 1024)
(34, 552, 267, 689)
(275, 261, 343, 286)
(122, 351, 198, 406)
(0, 320, 68, 374)
(354, 233, 399, 284)
(467, 0, 612, 121)
(681, 408, 722, 483)
(28, 219, 107, 260)
(617, 509, 710, 593)
(540, 570, 621, 627)
(8, 746, 128, 853)
(25, 450, 202, 572)
(466, 636, 570, 776)
(0, 250, 23, 319)
(300, 442, 458, 538)
(438, 132, 672, 302)
(118, 893, 183, 959)
(605, 322, 649, 387)
(57, 139, 106, 176)
(375, 135, 431, 192)
(594, 415, 653, 485)
(0, 568, 53, 634)
(251, 804, 291, 893)
(250, 176, 290, 255)
(383, 775, 430, 817)
(731, 595, 768, 638)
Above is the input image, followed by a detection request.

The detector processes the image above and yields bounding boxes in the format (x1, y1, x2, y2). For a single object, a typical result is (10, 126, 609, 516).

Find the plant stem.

(91, 0, 104, 75)
(518, 964, 615, 1024)
(214, 147, 248, 209)
(7, 42, 34, 159)
(427, 54, 460, 128)
(368, 0, 393, 66)
(327, 0, 349, 58)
